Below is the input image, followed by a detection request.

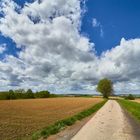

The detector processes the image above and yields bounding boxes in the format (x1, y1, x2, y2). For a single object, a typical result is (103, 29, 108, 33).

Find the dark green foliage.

(14, 89, 26, 99)
(0, 89, 56, 100)
(0, 92, 10, 100)
(9, 90, 16, 99)
(32, 100, 107, 140)
(0, 90, 16, 100)
(118, 99, 140, 121)
(49, 94, 58, 98)
(62, 117, 76, 126)
(97, 78, 113, 98)
(26, 89, 34, 99)
(35, 91, 50, 98)
(125, 94, 135, 100)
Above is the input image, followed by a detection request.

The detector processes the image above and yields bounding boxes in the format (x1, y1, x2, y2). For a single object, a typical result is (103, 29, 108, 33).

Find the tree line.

(0, 89, 57, 100)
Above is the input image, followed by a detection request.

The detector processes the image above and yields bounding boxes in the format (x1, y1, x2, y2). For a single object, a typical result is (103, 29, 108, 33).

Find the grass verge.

(117, 99, 140, 122)
(32, 100, 107, 140)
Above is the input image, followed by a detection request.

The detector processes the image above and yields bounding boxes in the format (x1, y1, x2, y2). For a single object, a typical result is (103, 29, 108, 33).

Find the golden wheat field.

(0, 97, 103, 140)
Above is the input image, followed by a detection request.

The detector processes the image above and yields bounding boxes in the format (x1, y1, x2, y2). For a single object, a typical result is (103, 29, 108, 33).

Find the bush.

(125, 94, 135, 100)
(26, 89, 34, 99)
(8, 90, 16, 99)
(0, 89, 55, 100)
(14, 89, 26, 99)
(0, 92, 9, 100)
(35, 91, 50, 98)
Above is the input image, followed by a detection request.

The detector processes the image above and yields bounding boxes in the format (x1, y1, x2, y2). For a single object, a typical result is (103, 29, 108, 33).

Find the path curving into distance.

(72, 100, 140, 140)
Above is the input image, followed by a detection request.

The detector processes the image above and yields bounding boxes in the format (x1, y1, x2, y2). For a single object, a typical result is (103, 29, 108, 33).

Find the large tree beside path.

(97, 78, 113, 98)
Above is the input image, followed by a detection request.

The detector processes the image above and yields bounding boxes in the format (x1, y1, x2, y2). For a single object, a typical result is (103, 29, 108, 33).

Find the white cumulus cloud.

(0, 0, 140, 94)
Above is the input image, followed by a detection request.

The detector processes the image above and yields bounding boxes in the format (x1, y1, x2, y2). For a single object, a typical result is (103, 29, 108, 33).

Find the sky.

(0, 0, 140, 94)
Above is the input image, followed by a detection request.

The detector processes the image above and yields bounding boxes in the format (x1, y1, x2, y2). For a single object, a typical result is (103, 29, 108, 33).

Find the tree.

(14, 89, 26, 99)
(26, 89, 34, 99)
(35, 90, 50, 98)
(125, 94, 135, 100)
(97, 78, 113, 98)
(9, 90, 16, 99)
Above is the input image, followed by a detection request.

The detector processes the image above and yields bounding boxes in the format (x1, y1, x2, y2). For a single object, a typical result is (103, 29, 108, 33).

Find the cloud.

(92, 18, 104, 37)
(0, 44, 6, 54)
(0, 0, 140, 94)
(0, 0, 96, 92)
(100, 38, 140, 80)
(92, 18, 100, 27)
(100, 26, 104, 37)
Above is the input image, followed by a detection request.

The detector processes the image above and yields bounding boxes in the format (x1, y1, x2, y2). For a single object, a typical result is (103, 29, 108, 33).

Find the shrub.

(35, 91, 50, 98)
(0, 92, 9, 100)
(26, 89, 34, 99)
(8, 90, 16, 99)
(0, 89, 55, 100)
(125, 94, 135, 100)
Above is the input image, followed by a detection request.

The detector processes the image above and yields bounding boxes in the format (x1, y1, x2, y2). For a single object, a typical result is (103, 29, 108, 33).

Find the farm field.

(132, 99, 140, 103)
(0, 97, 103, 140)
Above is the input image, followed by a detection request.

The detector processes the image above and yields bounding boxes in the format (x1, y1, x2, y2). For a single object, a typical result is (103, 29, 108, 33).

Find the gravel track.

(72, 100, 140, 140)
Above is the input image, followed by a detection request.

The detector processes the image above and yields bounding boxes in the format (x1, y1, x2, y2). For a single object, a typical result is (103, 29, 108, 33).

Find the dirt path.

(72, 100, 140, 140)
(48, 114, 93, 140)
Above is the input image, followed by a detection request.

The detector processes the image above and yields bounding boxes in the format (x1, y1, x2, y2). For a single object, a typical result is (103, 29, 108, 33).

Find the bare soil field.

(133, 99, 140, 103)
(0, 97, 103, 140)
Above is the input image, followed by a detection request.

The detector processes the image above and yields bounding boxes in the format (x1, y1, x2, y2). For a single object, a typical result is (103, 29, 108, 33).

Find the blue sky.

(81, 0, 140, 55)
(2, 0, 140, 56)
(0, 0, 140, 94)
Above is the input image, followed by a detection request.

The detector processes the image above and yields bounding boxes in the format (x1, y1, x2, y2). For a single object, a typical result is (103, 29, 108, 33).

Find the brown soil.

(0, 97, 103, 140)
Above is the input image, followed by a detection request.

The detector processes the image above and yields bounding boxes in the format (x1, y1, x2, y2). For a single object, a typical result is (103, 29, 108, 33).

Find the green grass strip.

(32, 100, 107, 140)
(117, 99, 140, 122)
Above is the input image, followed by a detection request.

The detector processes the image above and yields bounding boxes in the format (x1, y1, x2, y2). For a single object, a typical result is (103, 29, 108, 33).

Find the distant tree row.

(0, 89, 57, 100)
